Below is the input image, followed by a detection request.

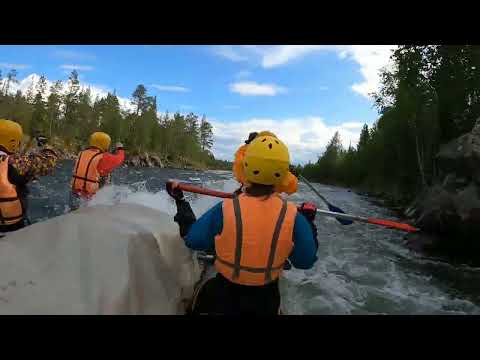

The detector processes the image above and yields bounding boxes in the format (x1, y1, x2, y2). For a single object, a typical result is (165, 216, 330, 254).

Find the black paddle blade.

(327, 203, 354, 225)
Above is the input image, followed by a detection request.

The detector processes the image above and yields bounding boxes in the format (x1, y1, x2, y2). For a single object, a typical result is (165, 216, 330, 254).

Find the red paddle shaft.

(173, 182, 420, 233)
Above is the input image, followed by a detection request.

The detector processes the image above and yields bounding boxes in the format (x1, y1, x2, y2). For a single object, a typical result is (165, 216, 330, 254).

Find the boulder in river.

(150, 154, 164, 168)
(406, 118, 480, 257)
(127, 155, 142, 167)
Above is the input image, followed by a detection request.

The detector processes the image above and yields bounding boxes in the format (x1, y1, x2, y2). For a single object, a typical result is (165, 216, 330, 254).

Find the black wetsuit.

(190, 273, 281, 316)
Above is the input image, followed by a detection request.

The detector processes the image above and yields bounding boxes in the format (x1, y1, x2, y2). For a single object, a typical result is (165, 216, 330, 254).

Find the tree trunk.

(414, 126, 427, 187)
(410, 111, 427, 188)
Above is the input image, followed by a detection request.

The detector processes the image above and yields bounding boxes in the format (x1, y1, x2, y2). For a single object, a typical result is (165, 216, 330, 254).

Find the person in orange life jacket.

(167, 134, 318, 315)
(0, 119, 59, 233)
(70, 132, 125, 205)
(232, 131, 299, 196)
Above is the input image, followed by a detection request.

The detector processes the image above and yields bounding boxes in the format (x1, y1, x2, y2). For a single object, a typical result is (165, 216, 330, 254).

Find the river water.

(25, 160, 480, 314)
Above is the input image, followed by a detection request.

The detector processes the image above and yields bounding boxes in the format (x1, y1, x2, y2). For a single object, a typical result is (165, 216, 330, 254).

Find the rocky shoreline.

(53, 147, 206, 171)
(355, 119, 480, 261)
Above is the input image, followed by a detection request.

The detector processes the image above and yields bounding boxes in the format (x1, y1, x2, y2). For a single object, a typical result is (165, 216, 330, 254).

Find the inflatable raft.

(0, 203, 202, 315)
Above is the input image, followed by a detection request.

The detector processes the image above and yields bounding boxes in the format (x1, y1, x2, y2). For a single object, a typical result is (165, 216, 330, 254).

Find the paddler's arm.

(97, 144, 125, 176)
(183, 201, 223, 252)
(8, 164, 31, 213)
(288, 212, 318, 269)
(8, 163, 31, 188)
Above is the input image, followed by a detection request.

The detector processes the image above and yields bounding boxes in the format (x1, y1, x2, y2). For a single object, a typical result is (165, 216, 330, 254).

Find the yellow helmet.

(257, 130, 277, 138)
(0, 119, 23, 154)
(243, 134, 290, 186)
(89, 132, 111, 152)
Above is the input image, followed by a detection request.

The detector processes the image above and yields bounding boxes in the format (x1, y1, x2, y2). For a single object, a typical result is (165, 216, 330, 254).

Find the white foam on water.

(87, 178, 242, 219)
(63, 174, 480, 315)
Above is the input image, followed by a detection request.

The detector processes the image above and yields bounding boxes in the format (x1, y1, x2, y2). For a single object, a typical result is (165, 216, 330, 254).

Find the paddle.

(298, 174, 353, 225)
(170, 181, 420, 233)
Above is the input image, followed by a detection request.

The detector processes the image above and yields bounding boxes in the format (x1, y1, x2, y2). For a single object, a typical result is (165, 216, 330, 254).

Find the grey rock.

(410, 121, 480, 255)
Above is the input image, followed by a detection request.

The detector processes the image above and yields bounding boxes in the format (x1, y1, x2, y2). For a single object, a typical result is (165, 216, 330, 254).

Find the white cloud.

(2, 73, 135, 113)
(213, 45, 397, 99)
(0, 63, 31, 70)
(60, 64, 94, 71)
(210, 117, 365, 164)
(52, 49, 96, 61)
(341, 122, 364, 129)
(151, 84, 190, 93)
(260, 45, 327, 68)
(346, 45, 396, 98)
(229, 81, 287, 96)
(212, 46, 248, 62)
(256, 45, 396, 98)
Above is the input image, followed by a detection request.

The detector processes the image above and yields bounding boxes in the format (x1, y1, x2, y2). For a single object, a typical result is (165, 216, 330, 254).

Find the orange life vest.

(0, 155, 23, 226)
(215, 193, 297, 286)
(71, 148, 104, 195)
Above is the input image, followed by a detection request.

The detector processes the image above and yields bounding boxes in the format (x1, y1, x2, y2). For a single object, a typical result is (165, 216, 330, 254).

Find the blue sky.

(0, 45, 396, 164)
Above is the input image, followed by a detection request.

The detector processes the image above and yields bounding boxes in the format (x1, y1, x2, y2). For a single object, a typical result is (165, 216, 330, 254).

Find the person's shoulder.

(213, 200, 225, 210)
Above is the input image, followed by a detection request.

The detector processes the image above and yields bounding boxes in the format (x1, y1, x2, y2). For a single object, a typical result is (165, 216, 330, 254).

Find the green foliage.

(298, 45, 480, 204)
(0, 70, 222, 168)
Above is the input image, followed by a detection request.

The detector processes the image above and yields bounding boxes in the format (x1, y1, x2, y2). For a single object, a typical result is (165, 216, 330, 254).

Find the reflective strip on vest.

(216, 195, 290, 284)
(72, 149, 103, 194)
(0, 156, 23, 226)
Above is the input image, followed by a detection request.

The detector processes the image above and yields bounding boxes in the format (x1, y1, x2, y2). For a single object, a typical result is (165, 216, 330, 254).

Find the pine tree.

(1, 69, 18, 96)
(200, 115, 213, 151)
(25, 81, 36, 104)
(98, 93, 123, 144)
(63, 70, 81, 145)
(0, 73, 225, 169)
(46, 80, 63, 138)
(31, 75, 49, 135)
(131, 85, 148, 116)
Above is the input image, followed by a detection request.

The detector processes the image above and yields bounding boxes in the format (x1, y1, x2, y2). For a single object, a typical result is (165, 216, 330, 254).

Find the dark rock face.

(436, 121, 480, 185)
(125, 153, 164, 168)
(127, 156, 142, 167)
(406, 118, 480, 257)
(149, 154, 163, 168)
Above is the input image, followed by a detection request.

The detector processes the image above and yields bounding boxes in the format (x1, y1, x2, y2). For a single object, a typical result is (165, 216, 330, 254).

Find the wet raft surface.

(0, 203, 200, 314)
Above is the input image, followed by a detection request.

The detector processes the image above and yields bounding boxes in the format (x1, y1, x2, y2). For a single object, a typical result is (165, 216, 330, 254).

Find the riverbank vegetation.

(0, 69, 231, 170)
(297, 45, 480, 205)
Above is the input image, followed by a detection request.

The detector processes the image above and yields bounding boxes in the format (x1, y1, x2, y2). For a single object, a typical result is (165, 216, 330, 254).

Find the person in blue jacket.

(167, 133, 318, 315)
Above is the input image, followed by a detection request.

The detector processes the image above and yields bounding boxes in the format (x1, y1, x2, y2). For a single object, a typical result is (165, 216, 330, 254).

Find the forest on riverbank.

(297, 45, 480, 206)
(0, 69, 232, 170)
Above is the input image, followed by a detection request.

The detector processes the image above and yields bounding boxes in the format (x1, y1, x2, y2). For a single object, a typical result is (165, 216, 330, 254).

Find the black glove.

(35, 136, 48, 147)
(23, 169, 37, 183)
(166, 181, 184, 201)
(174, 199, 197, 237)
(245, 132, 258, 144)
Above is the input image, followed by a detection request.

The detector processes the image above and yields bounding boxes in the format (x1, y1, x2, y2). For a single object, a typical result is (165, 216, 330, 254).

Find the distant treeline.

(296, 45, 480, 204)
(0, 69, 232, 170)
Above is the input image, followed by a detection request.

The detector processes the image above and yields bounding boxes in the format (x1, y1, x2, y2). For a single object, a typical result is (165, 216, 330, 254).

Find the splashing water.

(26, 161, 480, 314)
